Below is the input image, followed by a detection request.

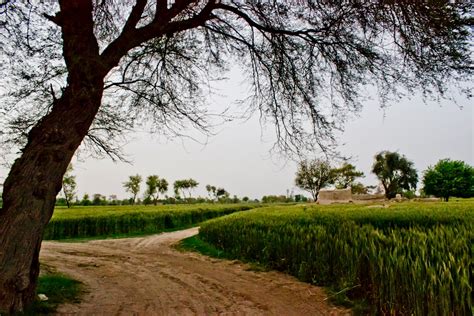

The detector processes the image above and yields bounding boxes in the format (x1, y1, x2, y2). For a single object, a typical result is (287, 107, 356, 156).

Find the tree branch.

(100, 0, 217, 72)
(122, 0, 147, 32)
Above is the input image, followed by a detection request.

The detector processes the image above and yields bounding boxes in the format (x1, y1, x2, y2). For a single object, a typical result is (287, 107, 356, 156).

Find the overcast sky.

(1, 68, 472, 200)
(74, 68, 473, 200)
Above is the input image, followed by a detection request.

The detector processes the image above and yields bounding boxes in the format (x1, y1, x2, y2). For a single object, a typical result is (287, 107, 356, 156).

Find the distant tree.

(423, 159, 474, 201)
(174, 179, 199, 199)
(216, 188, 228, 199)
(157, 178, 169, 201)
(331, 163, 364, 189)
(61, 164, 77, 208)
(205, 185, 229, 201)
(92, 193, 106, 206)
(242, 197, 250, 202)
(351, 182, 369, 195)
(372, 151, 418, 199)
(123, 175, 142, 204)
(205, 184, 217, 200)
(294, 194, 308, 202)
(145, 175, 168, 205)
(108, 195, 118, 205)
(80, 194, 91, 206)
(261, 195, 290, 203)
(295, 159, 333, 201)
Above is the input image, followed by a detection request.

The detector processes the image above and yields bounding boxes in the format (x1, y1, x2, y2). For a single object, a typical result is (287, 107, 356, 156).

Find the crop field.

(44, 204, 258, 240)
(199, 201, 473, 315)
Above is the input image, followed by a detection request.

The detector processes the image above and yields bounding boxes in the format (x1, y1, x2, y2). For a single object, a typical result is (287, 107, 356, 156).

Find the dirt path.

(40, 228, 350, 315)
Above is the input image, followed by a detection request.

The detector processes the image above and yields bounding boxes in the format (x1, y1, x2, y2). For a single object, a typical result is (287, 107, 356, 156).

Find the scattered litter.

(38, 294, 48, 301)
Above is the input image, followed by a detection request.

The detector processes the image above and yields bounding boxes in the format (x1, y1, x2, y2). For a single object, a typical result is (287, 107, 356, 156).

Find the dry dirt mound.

(40, 228, 350, 315)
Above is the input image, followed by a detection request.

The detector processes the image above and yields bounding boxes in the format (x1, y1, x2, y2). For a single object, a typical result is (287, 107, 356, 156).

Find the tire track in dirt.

(40, 228, 350, 315)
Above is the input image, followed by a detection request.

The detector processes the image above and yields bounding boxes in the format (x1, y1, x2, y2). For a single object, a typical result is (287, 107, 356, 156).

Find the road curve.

(40, 228, 350, 315)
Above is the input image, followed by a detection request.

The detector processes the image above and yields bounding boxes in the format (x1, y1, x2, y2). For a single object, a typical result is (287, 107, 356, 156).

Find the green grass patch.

(45, 203, 259, 240)
(199, 200, 474, 315)
(177, 235, 233, 259)
(177, 235, 270, 272)
(24, 273, 82, 315)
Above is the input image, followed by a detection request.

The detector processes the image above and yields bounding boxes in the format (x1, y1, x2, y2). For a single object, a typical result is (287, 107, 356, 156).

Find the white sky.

(1, 69, 472, 200)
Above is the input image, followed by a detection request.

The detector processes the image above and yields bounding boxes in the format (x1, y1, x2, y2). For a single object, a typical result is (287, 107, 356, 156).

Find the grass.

(177, 235, 270, 273)
(44, 203, 259, 240)
(199, 200, 474, 315)
(24, 273, 83, 315)
(178, 235, 232, 259)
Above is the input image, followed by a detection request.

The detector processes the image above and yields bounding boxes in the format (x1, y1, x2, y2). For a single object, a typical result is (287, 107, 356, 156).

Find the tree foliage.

(331, 163, 364, 189)
(423, 159, 474, 201)
(206, 184, 228, 201)
(295, 159, 333, 201)
(372, 151, 418, 199)
(145, 175, 168, 205)
(123, 174, 142, 204)
(0, 1, 472, 160)
(174, 178, 199, 199)
(61, 164, 76, 208)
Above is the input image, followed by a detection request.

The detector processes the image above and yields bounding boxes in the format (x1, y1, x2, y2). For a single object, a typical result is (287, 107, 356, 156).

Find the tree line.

(295, 151, 474, 202)
(56, 168, 253, 207)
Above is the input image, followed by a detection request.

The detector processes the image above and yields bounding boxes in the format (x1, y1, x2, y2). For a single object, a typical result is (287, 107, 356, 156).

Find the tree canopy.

(372, 151, 418, 199)
(423, 159, 474, 201)
(331, 163, 364, 190)
(295, 159, 333, 201)
(61, 163, 77, 208)
(123, 174, 142, 204)
(0, 1, 472, 160)
(174, 178, 199, 199)
(145, 175, 168, 205)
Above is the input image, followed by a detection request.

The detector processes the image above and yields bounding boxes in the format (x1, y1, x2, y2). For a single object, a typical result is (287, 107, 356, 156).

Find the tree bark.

(0, 78, 104, 312)
(0, 1, 110, 311)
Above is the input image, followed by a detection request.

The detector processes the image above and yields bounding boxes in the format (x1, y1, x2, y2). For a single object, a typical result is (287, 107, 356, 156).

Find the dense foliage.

(295, 159, 333, 201)
(372, 151, 418, 199)
(423, 159, 474, 201)
(199, 202, 473, 314)
(44, 204, 257, 240)
(331, 163, 364, 190)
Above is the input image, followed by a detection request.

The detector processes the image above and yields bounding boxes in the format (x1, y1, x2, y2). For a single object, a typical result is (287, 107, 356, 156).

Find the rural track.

(40, 228, 350, 315)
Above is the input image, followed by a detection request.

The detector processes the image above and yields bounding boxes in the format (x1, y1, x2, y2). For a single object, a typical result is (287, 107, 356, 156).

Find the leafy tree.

(0, 1, 472, 312)
(205, 184, 216, 200)
(108, 194, 118, 205)
(295, 159, 333, 201)
(92, 193, 106, 205)
(206, 184, 228, 201)
(351, 182, 369, 195)
(216, 188, 228, 199)
(423, 159, 474, 201)
(262, 195, 290, 203)
(145, 175, 168, 205)
(174, 179, 199, 199)
(80, 193, 91, 206)
(123, 174, 142, 204)
(331, 163, 364, 190)
(61, 164, 77, 208)
(372, 151, 418, 199)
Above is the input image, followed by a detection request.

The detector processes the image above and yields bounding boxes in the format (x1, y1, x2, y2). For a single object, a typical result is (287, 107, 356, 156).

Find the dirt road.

(40, 228, 349, 315)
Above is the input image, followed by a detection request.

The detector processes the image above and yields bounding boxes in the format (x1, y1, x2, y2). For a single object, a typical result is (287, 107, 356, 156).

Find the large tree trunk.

(0, 81, 104, 312)
(0, 1, 107, 312)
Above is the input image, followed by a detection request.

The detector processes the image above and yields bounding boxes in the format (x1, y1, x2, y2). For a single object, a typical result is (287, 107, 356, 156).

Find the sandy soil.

(40, 228, 350, 315)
